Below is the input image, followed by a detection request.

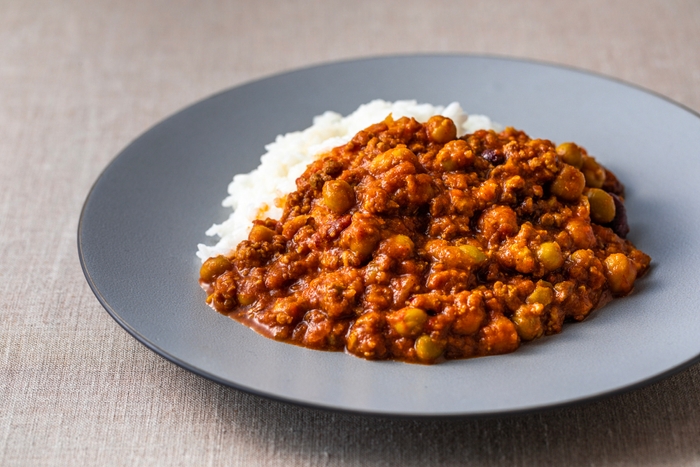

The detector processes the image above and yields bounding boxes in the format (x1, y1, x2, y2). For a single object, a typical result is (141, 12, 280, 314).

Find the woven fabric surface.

(2, 0, 700, 465)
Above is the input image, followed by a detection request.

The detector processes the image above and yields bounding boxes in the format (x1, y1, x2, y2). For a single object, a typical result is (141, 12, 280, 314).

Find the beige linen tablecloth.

(2, 0, 700, 465)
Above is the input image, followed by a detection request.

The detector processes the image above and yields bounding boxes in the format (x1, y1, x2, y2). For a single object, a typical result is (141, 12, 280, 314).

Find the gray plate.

(79, 55, 700, 417)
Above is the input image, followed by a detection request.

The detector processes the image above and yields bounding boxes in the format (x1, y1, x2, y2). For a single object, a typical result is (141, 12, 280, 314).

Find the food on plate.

(197, 101, 650, 363)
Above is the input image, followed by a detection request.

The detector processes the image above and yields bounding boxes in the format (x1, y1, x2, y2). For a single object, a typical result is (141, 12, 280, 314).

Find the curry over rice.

(199, 114, 650, 363)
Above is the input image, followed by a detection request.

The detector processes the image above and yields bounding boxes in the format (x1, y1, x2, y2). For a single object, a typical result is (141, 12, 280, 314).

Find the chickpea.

(512, 304, 544, 341)
(536, 241, 564, 271)
(381, 234, 415, 260)
(415, 334, 445, 361)
(582, 155, 606, 188)
(569, 248, 593, 263)
(551, 165, 586, 202)
(389, 307, 428, 337)
(248, 224, 275, 243)
(369, 146, 419, 174)
(425, 115, 457, 144)
(199, 255, 232, 282)
(604, 253, 637, 295)
(340, 214, 382, 261)
(585, 188, 616, 224)
(322, 179, 355, 214)
(391, 234, 415, 251)
(556, 142, 583, 168)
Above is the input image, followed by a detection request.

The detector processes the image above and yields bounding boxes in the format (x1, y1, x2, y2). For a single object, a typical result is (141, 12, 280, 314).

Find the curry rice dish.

(198, 110, 650, 364)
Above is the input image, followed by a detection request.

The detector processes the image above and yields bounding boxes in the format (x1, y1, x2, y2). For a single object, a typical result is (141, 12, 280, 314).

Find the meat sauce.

(199, 115, 650, 363)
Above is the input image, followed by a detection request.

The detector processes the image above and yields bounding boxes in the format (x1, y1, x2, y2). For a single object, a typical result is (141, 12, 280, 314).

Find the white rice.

(197, 100, 500, 261)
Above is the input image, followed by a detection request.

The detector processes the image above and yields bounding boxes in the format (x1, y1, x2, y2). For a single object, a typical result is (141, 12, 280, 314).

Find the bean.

(536, 242, 564, 271)
(390, 307, 428, 337)
(556, 142, 583, 168)
(322, 179, 355, 214)
(585, 188, 616, 224)
(512, 304, 544, 341)
(340, 214, 382, 261)
(582, 156, 606, 188)
(346, 232, 381, 259)
(602, 169, 625, 196)
(426, 115, 457, 144)
(481, 149, 505, 165)
(369, 147, 419, 175)
(415, 334, 445, 361)
(604, 253, 637, 295)
(526, 283, 554, 306)
(609, 193, 629, 238)
(199, 255, 232, 282)
(551, 165, 586, 202)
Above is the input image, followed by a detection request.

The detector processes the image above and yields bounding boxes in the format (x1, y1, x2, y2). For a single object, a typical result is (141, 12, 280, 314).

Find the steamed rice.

(197, 100, 500, 261)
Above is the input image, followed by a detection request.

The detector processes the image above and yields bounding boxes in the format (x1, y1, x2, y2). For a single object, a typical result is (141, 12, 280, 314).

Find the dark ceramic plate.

(79, 55, 700, 417)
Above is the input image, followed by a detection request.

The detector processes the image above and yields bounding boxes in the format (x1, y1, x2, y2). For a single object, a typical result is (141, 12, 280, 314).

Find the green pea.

(556, 142, 583, 168)
(536, 242, 564, 271)
(415, 335, 445, 361)
(586, 188, 616, 224)
(526, 283, 554, 306)
(512, 305, 544, 341)
(392, 307, 428, 337)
